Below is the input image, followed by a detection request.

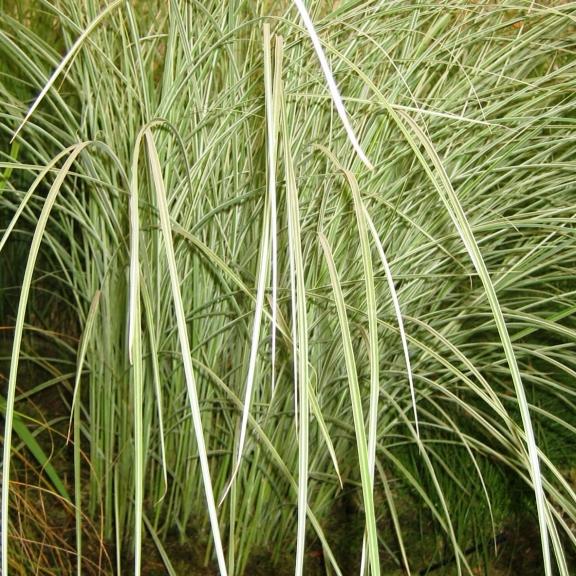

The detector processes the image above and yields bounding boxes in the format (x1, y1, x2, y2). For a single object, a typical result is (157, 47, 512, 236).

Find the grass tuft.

(1, 1, 575, 575)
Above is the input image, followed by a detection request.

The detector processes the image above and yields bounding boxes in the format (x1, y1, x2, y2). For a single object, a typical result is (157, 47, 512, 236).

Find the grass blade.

(319, 232, 380, 576)
(1, 141, 92, 576)
(395, 109, 553, 576)
(11, 0, 123, 142)
(144, 130, 228, 576)
(292, 0, 373, 170)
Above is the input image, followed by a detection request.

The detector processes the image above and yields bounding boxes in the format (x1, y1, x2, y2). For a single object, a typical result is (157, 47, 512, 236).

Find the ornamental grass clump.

(0, 1, 575, 575)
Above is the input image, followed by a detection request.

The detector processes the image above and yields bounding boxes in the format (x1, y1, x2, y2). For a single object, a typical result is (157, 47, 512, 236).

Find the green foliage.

(0, 1, 575, 575)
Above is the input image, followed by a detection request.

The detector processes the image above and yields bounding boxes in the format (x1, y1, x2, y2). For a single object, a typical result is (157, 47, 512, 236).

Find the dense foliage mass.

(0, 1, 575, 575)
